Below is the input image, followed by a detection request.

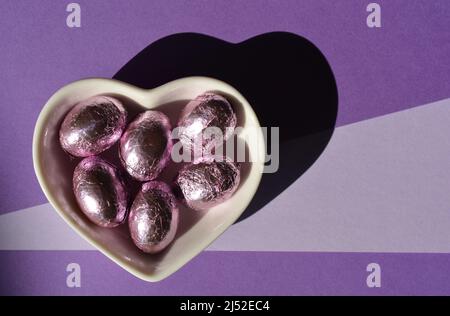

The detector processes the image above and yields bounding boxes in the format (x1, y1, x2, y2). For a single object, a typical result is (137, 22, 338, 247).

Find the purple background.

(1, 0, 449, 295)
(2, 250, 450, 296)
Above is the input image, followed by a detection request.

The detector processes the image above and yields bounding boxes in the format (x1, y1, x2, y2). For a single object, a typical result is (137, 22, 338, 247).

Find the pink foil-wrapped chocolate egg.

(129, 181, 179, 254)
(119, 111, 173, 181)
(60, 96, 127, 157)
(73, 157, 128, 228)
(175, 156, 240, 211)
(177, 93, 236, 153)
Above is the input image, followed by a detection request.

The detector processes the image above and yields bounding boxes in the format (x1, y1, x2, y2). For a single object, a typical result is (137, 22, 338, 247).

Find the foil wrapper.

(119, 110, 172, 181)
(73, 157, 128, 228)
(175, 156, 240, 211)
(128, 181, 179, 253)
(60, 96, 127, 157)
(177, 93, 236, 154)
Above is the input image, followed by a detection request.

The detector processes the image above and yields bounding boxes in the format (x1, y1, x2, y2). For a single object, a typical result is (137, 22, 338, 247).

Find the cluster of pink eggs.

(59, 93, 240, 254)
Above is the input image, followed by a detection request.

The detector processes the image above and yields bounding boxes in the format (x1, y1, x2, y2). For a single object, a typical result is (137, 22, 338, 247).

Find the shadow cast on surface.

(113, 32, 338, 223)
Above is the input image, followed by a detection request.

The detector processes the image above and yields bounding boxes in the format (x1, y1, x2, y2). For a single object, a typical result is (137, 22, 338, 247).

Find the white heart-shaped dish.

(33, 77, 265, 281)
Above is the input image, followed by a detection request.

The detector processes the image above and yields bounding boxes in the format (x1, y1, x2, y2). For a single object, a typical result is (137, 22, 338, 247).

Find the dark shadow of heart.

(113, 32, 338, 223)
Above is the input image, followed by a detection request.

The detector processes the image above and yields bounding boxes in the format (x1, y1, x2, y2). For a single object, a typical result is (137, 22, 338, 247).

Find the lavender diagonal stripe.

(2, 98, 450, 253)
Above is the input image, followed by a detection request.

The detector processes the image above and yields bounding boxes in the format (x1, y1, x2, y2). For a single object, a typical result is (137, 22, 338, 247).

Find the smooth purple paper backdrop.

(3, 251, 450, 296)
(1, 0, 449, 214)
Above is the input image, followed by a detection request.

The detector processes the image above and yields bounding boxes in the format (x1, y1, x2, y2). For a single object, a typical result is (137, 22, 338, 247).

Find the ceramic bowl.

(33, 77, 265, 281)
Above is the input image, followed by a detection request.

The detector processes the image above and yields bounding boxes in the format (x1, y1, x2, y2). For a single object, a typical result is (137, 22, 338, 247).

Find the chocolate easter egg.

(128, 181, 179, 254)
(73, 157, 128, 228)
(119, 110, 172, 181)
(177, 93, 236, 153)
(60, 96, 127, 157)
(175, 156, 240, 211)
